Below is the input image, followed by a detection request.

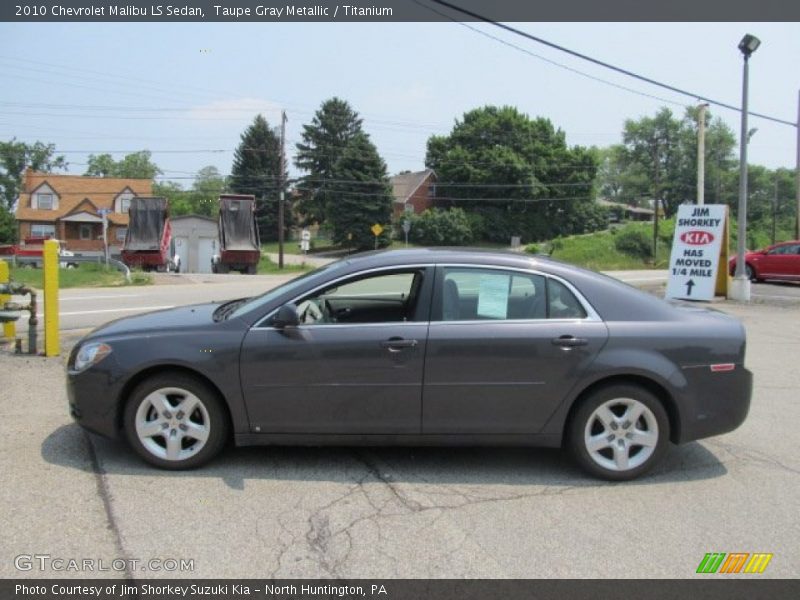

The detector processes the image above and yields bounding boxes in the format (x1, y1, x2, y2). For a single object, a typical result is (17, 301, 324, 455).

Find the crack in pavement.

(83, 431, 134, 582)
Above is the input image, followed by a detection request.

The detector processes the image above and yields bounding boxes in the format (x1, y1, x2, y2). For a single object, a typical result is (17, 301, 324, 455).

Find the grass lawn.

(256, 255, 313, 274)
(7, 263, 152, 289)
(542, 231, 670, 271)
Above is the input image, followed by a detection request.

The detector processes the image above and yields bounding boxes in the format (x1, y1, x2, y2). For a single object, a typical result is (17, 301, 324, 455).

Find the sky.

(1, 21, 798, 189)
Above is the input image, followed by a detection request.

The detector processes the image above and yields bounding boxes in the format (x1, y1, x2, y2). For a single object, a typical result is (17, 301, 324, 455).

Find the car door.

(239, 267, 433, 434)
(422, 266, 608, 434)
(759, 243, 800, 279)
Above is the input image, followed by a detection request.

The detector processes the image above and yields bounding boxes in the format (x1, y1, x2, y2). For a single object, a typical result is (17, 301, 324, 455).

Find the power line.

(428, 0, 797, 128)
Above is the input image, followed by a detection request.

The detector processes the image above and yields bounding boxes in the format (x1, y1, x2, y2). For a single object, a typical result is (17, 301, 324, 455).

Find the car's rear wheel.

(568, 384, 669, 481)
(123, 373, 229, 469)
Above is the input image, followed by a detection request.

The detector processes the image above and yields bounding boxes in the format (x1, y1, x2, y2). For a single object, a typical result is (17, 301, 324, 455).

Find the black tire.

(246, 264, 257, 275)
(567, 383, 670, 481)
(745, 264, 761, 282)
(123, 372, 229, 470)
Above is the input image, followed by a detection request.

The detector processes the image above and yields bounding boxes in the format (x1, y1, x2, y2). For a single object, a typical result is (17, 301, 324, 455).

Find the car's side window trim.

(430, 263, 601, 324)
(253, 264, 436, 329)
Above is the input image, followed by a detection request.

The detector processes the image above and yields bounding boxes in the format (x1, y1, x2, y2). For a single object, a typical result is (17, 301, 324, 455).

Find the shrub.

(410, 208, 474, 246)
(614, 227, 652, 258)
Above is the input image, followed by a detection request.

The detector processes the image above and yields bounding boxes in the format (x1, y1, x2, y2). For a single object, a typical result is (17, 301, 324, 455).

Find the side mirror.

(273, 303, 300, 329)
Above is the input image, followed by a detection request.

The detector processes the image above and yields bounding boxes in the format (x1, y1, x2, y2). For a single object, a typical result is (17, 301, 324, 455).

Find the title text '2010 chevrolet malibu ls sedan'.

(67, 249, 751, 480)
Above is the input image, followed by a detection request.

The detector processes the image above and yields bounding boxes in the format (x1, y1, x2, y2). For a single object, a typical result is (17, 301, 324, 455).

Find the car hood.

(85, 302, 219, 339)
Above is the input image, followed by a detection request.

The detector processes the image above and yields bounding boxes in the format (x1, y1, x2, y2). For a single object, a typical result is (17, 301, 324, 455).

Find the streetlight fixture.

(730, 33, 760, 302)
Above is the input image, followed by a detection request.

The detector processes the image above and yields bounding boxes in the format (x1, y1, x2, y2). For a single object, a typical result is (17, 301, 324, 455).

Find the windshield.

(227, 260, 348, 320)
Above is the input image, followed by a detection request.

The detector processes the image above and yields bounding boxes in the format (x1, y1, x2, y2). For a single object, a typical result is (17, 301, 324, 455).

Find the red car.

(729, 240, 800, 282)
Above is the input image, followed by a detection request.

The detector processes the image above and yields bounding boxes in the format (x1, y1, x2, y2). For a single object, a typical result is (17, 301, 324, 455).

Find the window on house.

(79, 224, 93, 240)
(119, 197, 132, 213)
(116, 228, 128, 242)
(31, 224, 55, 238)
(37, 193, 54, 210)
(427, 184, 436, 197)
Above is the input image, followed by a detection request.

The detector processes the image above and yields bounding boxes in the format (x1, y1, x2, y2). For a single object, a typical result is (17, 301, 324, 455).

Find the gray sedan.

(67, 249, 751, 480)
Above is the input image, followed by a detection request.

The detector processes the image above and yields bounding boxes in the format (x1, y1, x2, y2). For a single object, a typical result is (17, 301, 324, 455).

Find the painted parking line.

(37, 305, 174, 317)
(617, 276, 668, 282)
(60, 294, 145, 301)
(752, 293, 800, 301)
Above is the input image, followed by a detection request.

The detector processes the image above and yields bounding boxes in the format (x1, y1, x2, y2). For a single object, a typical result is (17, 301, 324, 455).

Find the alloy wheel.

(134, 387, 211, 461)
(583, 397, 659, 472)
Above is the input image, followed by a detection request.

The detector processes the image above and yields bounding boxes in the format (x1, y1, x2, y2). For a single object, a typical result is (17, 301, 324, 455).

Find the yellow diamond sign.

(371, 223, 384, 237)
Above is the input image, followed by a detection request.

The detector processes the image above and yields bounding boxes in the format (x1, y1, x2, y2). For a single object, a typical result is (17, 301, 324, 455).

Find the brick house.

(14, 169, 152, 254)
(390, 169, 437, 218)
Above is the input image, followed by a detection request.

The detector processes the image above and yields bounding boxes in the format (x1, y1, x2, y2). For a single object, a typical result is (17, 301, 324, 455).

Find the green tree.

(595, 144, 649, 205)
(327, 132, 393, 249)
(619, 107, 737, 216)
(173, 166, 226, 217)
(230, 115, 285, 242)
(152, 181, 186, 214)
(85, 151, 162, 179)
(294, 98, 363, 224)
(0, 139, 67, 210)
(426, 106, 600, 243)
(0, 204, 16, 243)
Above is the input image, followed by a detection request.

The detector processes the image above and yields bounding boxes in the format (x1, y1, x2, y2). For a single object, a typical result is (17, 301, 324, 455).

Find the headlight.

(73, 342, 112, 372)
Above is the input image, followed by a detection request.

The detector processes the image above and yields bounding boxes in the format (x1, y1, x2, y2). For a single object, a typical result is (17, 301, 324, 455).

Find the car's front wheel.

(568, 384, 669, 481)
(123, 373, 229, 469)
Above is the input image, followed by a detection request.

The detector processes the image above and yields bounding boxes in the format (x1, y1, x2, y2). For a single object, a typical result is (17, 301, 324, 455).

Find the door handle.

(381, 338, 418, 352)
(552, 335, 588, 348)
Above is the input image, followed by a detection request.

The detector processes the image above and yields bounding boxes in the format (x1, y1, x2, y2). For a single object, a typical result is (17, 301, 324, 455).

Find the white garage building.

(171, 215, 218, 274)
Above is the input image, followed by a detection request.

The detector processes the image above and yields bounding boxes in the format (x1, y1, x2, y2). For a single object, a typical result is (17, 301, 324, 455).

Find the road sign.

(665, 204, 729, 302)
(371, 223, 384, 237)
(97, 208, 111, 215)
(401, 219, 411, 234)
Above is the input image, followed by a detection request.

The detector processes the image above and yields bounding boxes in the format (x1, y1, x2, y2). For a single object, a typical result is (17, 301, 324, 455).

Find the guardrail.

(6, 254, 131, 282)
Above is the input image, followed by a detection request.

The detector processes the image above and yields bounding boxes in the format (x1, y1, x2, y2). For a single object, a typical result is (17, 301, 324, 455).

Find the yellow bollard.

(43, 240, 60, 357)
(0, 259, 15, 340)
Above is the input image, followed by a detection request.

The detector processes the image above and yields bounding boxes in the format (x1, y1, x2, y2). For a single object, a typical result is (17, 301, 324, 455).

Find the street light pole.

(278, 110, 287, 270)
(730, 34, 760, 302)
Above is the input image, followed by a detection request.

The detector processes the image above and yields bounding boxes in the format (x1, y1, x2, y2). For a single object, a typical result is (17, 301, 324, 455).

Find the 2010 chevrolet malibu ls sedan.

(67, 249, 751, 480)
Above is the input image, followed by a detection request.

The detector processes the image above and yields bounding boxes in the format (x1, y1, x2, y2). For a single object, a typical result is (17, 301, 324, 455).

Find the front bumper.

(66, 361, 126, 440)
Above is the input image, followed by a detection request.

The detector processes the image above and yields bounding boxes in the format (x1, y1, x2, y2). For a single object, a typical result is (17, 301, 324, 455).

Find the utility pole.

(796, 89, 799, 240)
(772, 176, 778, 245)
(697, 103, 709, 205)
(278, 110, 287, 270)
(652, 136, 660, 263)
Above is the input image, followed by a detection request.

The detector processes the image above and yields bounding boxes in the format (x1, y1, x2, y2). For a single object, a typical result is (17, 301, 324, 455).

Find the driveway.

(1, 299, 797, 579)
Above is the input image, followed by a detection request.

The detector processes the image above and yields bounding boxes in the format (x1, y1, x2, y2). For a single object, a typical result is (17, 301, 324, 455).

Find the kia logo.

(681, 230, 715, 245)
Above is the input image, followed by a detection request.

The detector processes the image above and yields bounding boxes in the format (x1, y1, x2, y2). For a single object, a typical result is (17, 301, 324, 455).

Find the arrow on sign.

(685, 279, 695, 296)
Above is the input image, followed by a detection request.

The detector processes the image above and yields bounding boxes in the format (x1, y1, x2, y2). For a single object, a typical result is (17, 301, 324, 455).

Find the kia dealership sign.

(665, 204, 729, 302)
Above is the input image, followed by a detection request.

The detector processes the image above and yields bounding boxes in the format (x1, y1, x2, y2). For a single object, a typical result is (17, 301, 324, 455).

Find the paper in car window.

(477, 274, 509, 319)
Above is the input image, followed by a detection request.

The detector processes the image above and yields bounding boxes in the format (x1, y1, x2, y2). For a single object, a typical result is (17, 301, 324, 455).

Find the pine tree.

(230, 115, 285, 242)
(328, 132, 392, 250)
(294, 98, 363, 225)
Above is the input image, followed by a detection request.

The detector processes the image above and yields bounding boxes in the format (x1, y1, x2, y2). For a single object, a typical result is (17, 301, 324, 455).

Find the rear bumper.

(675, 365, 752, 444)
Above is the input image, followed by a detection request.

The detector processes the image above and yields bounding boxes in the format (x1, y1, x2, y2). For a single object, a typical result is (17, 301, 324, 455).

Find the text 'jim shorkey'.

(696, 553, 773, 574)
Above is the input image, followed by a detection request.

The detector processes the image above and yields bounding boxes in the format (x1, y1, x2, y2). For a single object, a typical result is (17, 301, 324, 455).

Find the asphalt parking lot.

(1, 291, 798, 579)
